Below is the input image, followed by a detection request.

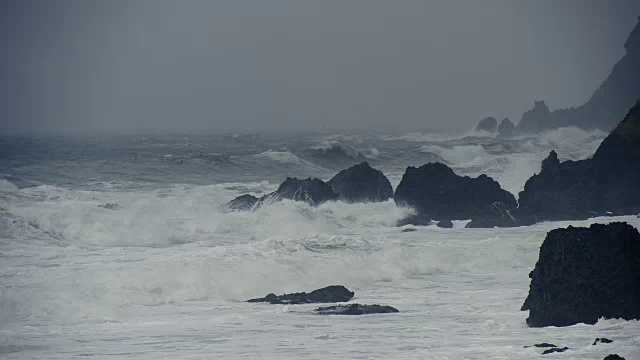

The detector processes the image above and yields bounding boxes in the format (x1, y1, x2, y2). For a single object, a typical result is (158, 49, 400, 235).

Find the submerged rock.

(518, 101, 640, 221)
(222, 194, 259, 212)
(436, 220, 453, 228)
(497, 118, 515, 137)
(593, 338, 613, 345)
(542, 347, 569, 355)
(603, 355, 625, 360)
(314, 303, 399, 315)
(522, 222, 640, 327)
(394, 162, 517, 221)
(247, 285, 354, 305)
(327, 162, 393, 203)
(223, 177, 339, 211)
(533, 343, 557, 348)
(475, 116, 498, 133)
(466, 202, 534, 228)
(401, 228, 418, 233)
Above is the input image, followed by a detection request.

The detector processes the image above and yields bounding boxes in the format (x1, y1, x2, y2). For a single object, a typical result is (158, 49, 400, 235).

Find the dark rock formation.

(475, 116, 498, 133)
(466, 202, 534, 228)
(542, 347, 569, 355)
(327, 162, 393, 203)
(522, 222, 640, 327)
(224, 177, 339, 211)
(260, 177, 339, 206)
(497, 118, 515, 137)
(593, 338, 613, 345)
(515, 17, 640, 133)
(518, 101, 640, 221)
(247, 285, 354, 305)
(516, 101, 555, 134)
(436, 220, 453, 228)
(222, 194, 259, 212)
(401, 228, 418, 233)
(314, 303, 399, 315)
(394, 162, 517, 221)
(604, 355, 625, 360)
(533, 343, 557, 348)
(397, 214, 432, 227)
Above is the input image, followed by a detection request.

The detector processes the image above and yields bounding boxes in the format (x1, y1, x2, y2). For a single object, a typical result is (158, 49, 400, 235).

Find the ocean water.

(1, 128, 639, 359)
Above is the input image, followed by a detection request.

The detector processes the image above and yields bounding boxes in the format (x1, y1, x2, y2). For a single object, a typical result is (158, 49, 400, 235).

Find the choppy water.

(1, 128, 639, 359)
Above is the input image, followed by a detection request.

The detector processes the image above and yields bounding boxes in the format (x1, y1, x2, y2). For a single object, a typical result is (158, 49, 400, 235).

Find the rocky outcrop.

(247, 285, 354, 305)
(522, 222, 640, 327)
(518, 101, 640, 221)
(223, 177, 339, 211)
(327, 162, 393, 203)
(515, 17, 640, 133)
(542, 347, 569, 355)
(394, 162, 517, 221)
(475, 116, 498, 133)
(222, 194, 259, 211)
(593, 338, 613, 345)
(314, 303, 399, 315)
(436, 220, 453, 228)
(604, 355, 625, 360)
(466, 202, 534, 228)
(497, 118, 515, 137)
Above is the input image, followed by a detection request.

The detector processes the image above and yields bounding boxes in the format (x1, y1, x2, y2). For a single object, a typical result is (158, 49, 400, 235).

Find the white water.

(1, 129, 639, 359)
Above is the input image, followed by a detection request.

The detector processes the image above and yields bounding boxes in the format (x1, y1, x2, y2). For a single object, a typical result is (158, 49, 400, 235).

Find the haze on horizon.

(1, 0, 639, 135)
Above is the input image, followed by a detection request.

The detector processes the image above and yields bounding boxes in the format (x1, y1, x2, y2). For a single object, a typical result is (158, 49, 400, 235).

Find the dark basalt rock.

(475, 116, 498, 134)
(593, 338, 614, 345)
(603, 355, 625, 360)
(522, 222, 640, 327)
(394, 162, 517, 221)
(436, 220, 453, 228)
(516, 101, 556, 134)
(401, 228, 418, 233)
(542, 347, 569, 355)
(247, 285, 354, 305)
(497, 118, 515, 137)
(533, 343, 557, 348)
(518, 101, 640, 221)
(327, 162, 393, 203)
(222, 194, 259, 212)
(314, 303, 399, 315)
(260, 177, 339, 206)
(466, 202, 534, 228)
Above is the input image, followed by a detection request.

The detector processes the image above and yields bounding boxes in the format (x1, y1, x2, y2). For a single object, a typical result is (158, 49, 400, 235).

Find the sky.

(1, 0, 640, 134)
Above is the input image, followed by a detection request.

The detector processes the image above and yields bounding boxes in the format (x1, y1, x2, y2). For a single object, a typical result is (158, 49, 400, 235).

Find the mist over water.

(2, 128, 639, 359)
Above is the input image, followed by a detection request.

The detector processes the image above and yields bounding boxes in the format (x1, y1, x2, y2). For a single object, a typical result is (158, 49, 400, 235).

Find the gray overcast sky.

(1, 0, 639, 134)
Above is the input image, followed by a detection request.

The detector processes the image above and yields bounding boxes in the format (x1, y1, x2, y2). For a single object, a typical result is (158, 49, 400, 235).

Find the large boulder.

(327, 162, 393, 203)
(497, 118, 515, 137)
(394, 162, 517, 221)
(475, 116, 498, 134)
(247, 285, 354, 304)
(518, 101, 640, 221)
(522, 222, 640, 327)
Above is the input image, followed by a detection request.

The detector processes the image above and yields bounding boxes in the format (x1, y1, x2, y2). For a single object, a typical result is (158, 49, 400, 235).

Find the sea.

(1, 128, 639, 359)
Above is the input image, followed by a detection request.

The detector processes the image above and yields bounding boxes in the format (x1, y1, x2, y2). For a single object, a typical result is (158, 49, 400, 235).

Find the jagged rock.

(475, 116, 498, 133)
(436, 220, 453, 228)
(260, 177, 339, 206)
(222, 194, 259, 212)
(518, 102, 640, 221)
(522, 222, 640, 327)
(394, 162, 517, 221)
(466, 202, 534, 228)
(516, 101, 555, 134)
(314, 303, 399, 315)
(247, 285, 354, 304)
(542, 347, 569, 355)
(604, 355, 625, 360)
(593, 338, 613, 345)
(515, 17, 640, 133)
(497, 118, 515, 137)
(327, 162, 393, 203)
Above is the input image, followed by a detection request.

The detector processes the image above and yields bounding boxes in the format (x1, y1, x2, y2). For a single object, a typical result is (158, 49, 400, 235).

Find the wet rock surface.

(497, 118, 515, 137)
(475, 116, 498, 133)
(542, 347, 568, 355)
(327, 162, 393, 203)
(394, 162, 516, 221)
(593, 338, 613, 345)
(314, 303, 399, 315)
(466, 202, 534, 228)
(436, 220, 453, 228)
(522, 222, 640, 327)
(247, 285, 354, 305)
